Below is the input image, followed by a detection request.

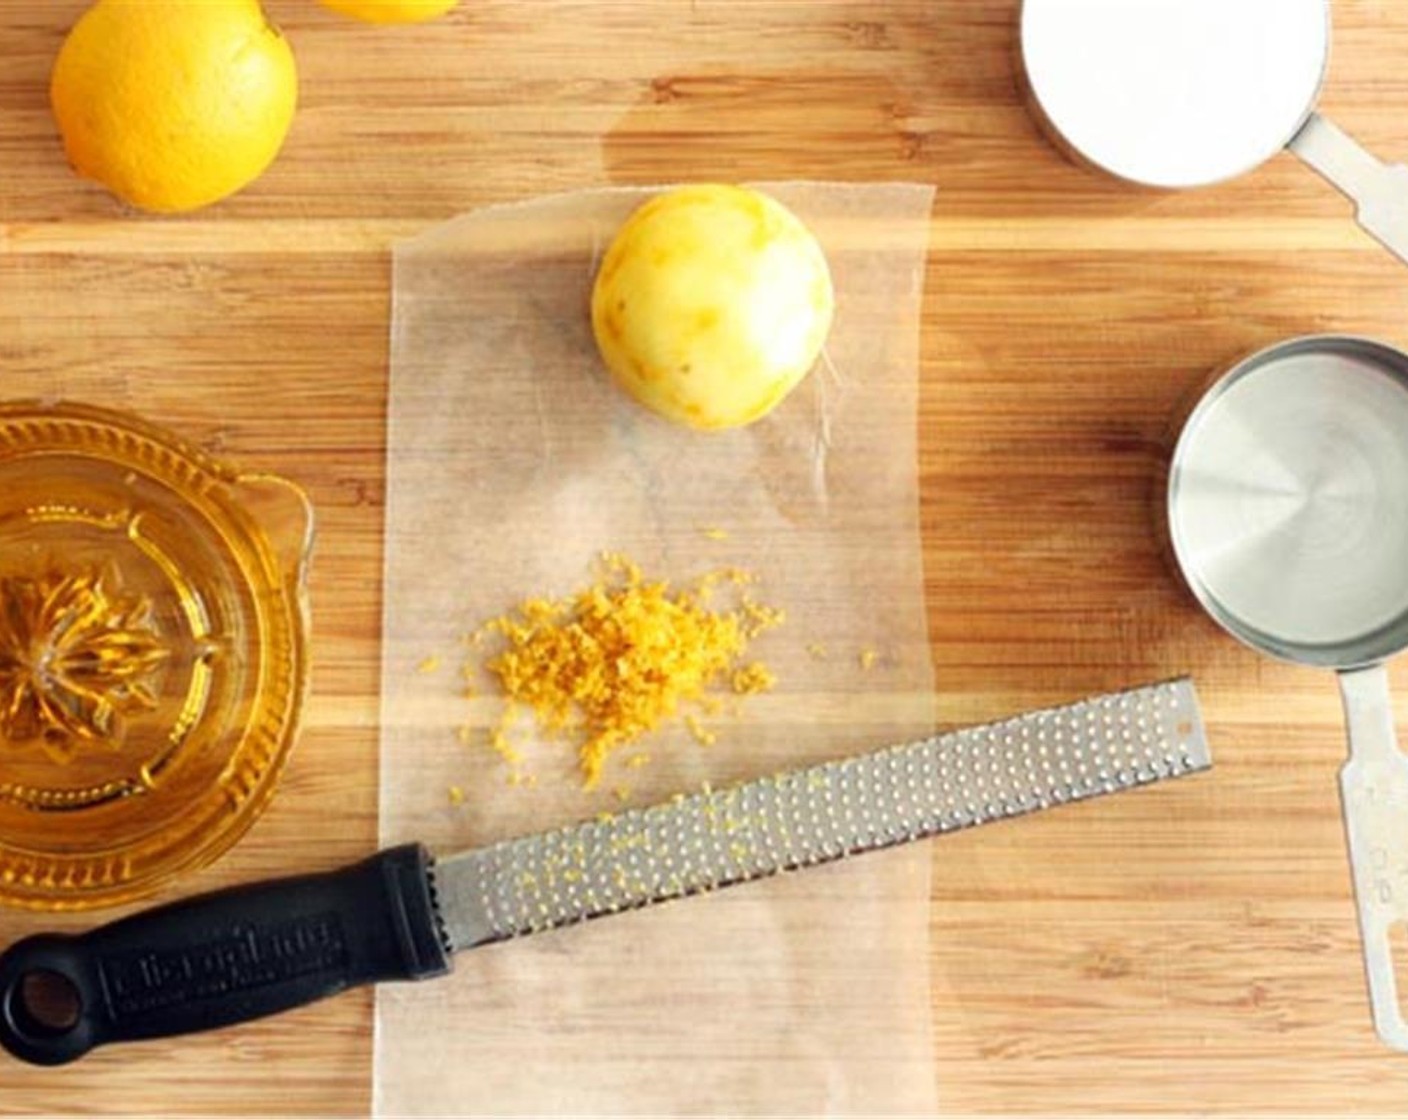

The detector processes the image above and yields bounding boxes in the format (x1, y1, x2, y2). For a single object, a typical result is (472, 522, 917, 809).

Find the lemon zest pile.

(476, 553, 780, 788)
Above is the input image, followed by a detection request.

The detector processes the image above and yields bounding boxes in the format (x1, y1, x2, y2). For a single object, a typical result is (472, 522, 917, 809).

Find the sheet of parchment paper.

(376, 183, 938, 1116)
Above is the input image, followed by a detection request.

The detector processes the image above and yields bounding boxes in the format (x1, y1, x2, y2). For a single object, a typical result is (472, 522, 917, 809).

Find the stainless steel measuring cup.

(1168, 335, 1408, 1050)
(1020, 0, 1408, 266)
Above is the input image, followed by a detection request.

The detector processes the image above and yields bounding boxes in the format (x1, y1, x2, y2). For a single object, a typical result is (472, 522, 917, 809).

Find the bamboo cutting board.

(3, 0, 1408, 1112)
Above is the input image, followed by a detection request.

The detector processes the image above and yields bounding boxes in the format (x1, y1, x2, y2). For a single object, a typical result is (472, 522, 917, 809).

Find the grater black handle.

(0, 844, 450, 1066)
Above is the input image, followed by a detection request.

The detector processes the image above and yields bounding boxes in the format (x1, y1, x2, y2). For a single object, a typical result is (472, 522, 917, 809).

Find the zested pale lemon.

(591, 185, 835, 431)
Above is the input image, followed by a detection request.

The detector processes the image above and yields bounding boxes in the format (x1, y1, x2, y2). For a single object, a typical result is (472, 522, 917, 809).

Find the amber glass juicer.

(0, 402, 312, 910)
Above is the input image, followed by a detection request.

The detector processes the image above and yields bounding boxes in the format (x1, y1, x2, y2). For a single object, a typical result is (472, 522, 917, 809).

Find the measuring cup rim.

(1018, 0, 1332, 190)
(1167, 333, 1408, 671)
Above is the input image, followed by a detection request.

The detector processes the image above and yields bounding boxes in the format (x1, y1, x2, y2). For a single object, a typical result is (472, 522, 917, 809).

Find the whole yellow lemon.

(50, 0, 297, 214)
(591, 185, 835, 431)
(318, 0, 459, 23)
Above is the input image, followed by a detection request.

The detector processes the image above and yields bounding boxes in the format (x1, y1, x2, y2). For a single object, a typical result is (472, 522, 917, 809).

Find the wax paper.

(375, 183, 937, 1115)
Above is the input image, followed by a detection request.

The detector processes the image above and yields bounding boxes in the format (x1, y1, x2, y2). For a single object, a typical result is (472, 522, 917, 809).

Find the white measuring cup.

(1021, 0, 1408, 265)
(1168, 335, 1408, 1051)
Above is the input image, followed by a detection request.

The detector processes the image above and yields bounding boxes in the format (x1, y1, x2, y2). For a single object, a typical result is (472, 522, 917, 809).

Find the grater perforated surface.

(434, 679, 1210, 951)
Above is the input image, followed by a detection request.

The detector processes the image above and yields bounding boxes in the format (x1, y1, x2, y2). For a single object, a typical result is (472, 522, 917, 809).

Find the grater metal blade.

(434, 678, 1210, 951)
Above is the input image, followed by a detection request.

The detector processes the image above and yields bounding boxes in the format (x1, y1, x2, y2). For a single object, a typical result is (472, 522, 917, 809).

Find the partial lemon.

(50, 0, 298, 214)
(318, 0, 459, 23)
(591, 185, 835, 431)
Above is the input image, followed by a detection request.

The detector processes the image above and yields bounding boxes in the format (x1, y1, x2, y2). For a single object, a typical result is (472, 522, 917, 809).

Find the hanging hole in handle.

(7, 969, 82, 1039)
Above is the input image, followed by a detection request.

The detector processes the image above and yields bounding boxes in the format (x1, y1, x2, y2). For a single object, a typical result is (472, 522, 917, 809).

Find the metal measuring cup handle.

(1290, 113, 1408, 268)
(1337, 665, 1408, 1051)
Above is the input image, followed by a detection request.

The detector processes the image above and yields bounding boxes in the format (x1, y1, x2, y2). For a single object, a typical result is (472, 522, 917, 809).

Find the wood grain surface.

(3, 0, 1408, 1113)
